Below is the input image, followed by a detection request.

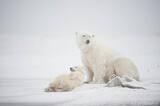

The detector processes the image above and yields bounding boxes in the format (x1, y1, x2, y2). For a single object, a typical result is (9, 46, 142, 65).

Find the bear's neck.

(80, 43, 94, 54)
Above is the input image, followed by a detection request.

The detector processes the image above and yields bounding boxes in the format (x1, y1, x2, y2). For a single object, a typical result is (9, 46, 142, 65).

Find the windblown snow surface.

(0, 34, 160, 106)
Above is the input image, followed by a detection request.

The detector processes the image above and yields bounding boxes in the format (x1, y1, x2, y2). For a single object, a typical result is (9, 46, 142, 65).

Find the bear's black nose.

(86, 40, 90, 44)
(70, 67, 73, 71)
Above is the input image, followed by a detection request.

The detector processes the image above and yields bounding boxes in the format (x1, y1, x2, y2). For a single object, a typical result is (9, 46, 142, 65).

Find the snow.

(0, 34, 160, 106)
(0, 79, 160, 106)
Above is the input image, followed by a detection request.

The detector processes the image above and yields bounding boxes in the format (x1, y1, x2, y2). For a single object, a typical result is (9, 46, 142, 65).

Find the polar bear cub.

(45, 66, 84, 92)
(76, 32, 139, 84)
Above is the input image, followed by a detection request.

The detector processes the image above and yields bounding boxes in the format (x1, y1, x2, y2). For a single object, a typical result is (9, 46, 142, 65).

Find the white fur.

(45, 66, 84, 92)
(76, 32, 139, 84)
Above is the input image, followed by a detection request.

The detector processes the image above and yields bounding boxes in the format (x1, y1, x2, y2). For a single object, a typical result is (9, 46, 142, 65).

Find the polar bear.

(76, 32, 139, 84)
(45, 66, 84, 92)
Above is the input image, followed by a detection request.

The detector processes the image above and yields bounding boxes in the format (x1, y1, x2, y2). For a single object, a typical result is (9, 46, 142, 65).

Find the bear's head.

(70, 66, 84, 74)
(75, 32, 95, 51)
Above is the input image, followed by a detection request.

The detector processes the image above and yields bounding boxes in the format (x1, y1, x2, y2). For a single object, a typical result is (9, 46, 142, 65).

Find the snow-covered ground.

(0, 79, 160, 106)
(0, 34, 160, 106)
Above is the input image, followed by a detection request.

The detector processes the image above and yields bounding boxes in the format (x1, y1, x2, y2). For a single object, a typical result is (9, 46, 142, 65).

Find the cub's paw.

(45, 87, 54, 92)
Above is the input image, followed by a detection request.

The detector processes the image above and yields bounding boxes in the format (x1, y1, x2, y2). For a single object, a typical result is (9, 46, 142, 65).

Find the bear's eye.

(82, 35, 86, 37)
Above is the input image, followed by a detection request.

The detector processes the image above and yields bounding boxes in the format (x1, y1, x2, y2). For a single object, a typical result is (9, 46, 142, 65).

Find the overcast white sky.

(0, 0, 160, 79)
(0, 0, 160, 36)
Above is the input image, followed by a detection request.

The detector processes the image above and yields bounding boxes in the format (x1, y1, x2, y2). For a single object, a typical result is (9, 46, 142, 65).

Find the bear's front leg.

(92, 65, 106, 84)
(85, 68, 94, 83)
(82, 56, 94, 83)
(92, 73, 105, 84)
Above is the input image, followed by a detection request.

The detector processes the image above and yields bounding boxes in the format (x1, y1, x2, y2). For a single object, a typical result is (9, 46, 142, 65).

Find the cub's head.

(70, 66, 84, 74)
(75, 32, 95, 50)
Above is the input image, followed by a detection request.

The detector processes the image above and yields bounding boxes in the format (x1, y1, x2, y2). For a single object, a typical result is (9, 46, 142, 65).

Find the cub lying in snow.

(45, 66, 84, 92)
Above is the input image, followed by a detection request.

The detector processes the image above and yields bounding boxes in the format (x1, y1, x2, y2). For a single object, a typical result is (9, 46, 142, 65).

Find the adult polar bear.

(76, 32, 139, 84)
